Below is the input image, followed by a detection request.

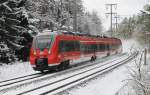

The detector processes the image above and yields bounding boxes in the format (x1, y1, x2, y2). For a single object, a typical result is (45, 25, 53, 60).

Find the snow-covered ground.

(0, 39, 142, 95)
(59, 59, 134, 95)
(0, 62, 37, 81)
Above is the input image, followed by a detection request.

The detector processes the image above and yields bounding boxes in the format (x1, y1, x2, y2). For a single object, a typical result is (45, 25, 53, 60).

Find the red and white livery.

(30, 30, 122, 72)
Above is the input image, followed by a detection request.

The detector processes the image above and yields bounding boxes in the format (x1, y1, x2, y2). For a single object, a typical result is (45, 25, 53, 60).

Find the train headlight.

(48, 50, 51, 54)
(34, 51, 36, 55)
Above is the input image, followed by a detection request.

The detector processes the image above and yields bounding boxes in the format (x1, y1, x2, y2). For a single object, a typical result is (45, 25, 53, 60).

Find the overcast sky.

(82, 0, 148, 30)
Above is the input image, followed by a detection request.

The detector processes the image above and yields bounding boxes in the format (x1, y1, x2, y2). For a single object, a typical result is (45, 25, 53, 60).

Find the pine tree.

(0, 0, 31, 63)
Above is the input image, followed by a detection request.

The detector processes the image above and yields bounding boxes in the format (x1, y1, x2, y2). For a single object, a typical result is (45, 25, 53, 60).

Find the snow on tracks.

(0, 53, 134, 95)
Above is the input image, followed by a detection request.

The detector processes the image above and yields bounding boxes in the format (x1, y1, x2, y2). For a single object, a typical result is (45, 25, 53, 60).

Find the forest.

(0, 0, 102, 63)
(116, 4, 150, 47)
(0, 0, 150, 64)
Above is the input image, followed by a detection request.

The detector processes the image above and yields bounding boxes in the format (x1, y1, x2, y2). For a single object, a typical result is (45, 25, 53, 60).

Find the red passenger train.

(30, 30, 122, 72)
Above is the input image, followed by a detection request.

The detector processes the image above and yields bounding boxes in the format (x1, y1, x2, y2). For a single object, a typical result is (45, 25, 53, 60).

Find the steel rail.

(0, 53, 127, 95)
(40, 52, 138, 95)
(17, 53, 137, 95)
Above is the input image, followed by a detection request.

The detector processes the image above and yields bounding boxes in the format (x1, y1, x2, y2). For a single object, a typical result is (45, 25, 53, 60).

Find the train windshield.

(35, 35, 54, 51)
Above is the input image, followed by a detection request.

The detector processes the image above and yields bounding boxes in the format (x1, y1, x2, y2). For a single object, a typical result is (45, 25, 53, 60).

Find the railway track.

(20, 52, 138, 95)
(0, 53, 125, 88)
(0, 53, 135, 95)
(0, 73, 43, 87)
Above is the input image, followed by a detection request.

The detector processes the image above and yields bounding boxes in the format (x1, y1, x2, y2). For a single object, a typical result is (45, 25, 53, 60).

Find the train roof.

(35, 30, 121, 41)
(36, 30, 58, 37)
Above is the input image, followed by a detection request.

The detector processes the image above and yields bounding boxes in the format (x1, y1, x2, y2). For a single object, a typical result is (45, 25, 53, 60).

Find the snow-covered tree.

(25, 0, 69, 31)
(25, 0, 86, 32)
(77, 11, 103, 35)
(0, 0, 32, 63)
(2, 0, 30, 44)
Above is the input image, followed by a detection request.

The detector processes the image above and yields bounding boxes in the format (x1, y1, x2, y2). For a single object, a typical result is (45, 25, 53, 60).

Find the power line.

(113, 14, 120, 34)
(105, 4, 117, 37)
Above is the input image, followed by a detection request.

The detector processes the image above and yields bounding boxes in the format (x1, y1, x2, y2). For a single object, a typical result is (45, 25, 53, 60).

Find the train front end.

(30, 33, 58, 72)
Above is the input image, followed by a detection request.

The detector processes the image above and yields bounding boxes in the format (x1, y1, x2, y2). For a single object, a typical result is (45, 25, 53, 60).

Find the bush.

(0, 43, 16, 64)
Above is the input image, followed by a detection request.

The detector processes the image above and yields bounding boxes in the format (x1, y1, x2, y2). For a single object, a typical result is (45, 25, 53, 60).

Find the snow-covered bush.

(0, 43, 15, 64)
(116, 52, 150, 95)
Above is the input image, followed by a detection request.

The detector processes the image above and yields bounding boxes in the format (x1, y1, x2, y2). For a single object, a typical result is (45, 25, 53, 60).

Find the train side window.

(111, 44, 116, 49)
(89, 44, 92, 53)
(74, 41, 80, 51)
(104, 44, 106, 51)
(107, 44, 110, 50)
(59, 41, 66, 52)
(84, 44, 88, 53)
(103, 44, 105, 51)
(59, 40, 80, 52)
(84, 44, 89, 53)
(99, 44, 101, 51)
(99, 44, 105, 51)
(65, 41, 72, 52)
(110, 44, 113, 50)
(92, 44, 97, 52)
(80, 43, 85, 53)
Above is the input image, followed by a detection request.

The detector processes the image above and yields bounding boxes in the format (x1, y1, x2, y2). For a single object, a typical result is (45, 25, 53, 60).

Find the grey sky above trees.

(83, 0, 148, 30)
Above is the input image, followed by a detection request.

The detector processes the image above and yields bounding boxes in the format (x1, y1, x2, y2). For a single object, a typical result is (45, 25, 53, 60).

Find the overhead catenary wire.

(105, 3, 117, 37)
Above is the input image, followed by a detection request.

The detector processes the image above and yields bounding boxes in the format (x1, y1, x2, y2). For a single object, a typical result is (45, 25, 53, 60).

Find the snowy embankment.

(115, 53, 150, 95)
(59, 61, 130, 95)
(115, 44, 150, 94)
(0, 62, 37, 82)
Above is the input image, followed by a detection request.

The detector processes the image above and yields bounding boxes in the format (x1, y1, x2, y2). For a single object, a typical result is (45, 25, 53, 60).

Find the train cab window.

(35, 35, 53, 51)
